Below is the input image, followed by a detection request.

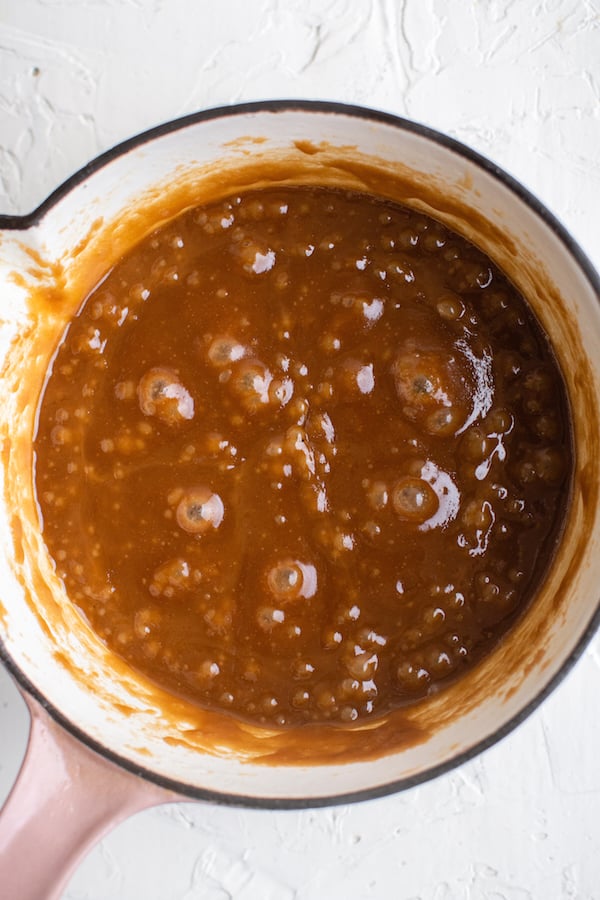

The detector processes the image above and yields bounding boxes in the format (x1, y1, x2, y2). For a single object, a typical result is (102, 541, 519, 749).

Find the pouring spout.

(0, 690, 176, 900)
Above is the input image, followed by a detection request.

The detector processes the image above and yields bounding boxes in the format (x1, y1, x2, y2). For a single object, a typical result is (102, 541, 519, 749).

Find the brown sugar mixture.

(34, 186, 572, 729)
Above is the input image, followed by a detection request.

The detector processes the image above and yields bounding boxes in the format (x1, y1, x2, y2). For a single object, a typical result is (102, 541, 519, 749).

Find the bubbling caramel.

(33, 186, 572, 730)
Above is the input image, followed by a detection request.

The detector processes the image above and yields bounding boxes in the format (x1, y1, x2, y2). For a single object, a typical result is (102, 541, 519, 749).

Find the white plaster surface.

(1, 1, 600, 897)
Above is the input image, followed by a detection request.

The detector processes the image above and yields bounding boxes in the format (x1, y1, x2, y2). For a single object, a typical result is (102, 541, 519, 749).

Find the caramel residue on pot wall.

(1, 139, 598, 768)
(223, 135, 267, 148)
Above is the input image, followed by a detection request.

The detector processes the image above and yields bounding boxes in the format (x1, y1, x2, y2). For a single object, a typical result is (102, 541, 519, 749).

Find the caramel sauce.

(33, 186, 572, 733)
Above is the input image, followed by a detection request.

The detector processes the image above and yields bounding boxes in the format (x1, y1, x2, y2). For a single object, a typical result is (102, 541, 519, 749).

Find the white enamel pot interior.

(0, 101, 599, 807)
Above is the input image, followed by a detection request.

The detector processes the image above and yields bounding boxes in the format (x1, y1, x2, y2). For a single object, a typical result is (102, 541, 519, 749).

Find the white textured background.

(1, 1, 600, 898)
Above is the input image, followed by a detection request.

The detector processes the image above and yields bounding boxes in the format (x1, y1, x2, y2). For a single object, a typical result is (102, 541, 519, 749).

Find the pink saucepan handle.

(0, 689, 177, 900)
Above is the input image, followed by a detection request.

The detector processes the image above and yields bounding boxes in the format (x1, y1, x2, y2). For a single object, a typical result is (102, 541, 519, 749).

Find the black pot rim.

(1, 98, 599, 810)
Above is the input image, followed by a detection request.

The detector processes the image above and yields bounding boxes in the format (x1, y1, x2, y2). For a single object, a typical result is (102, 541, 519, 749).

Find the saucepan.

(0, 101, 599, 899)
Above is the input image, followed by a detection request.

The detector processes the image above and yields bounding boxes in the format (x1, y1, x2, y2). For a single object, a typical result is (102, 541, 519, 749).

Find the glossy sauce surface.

(34, 186, 572, 729)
